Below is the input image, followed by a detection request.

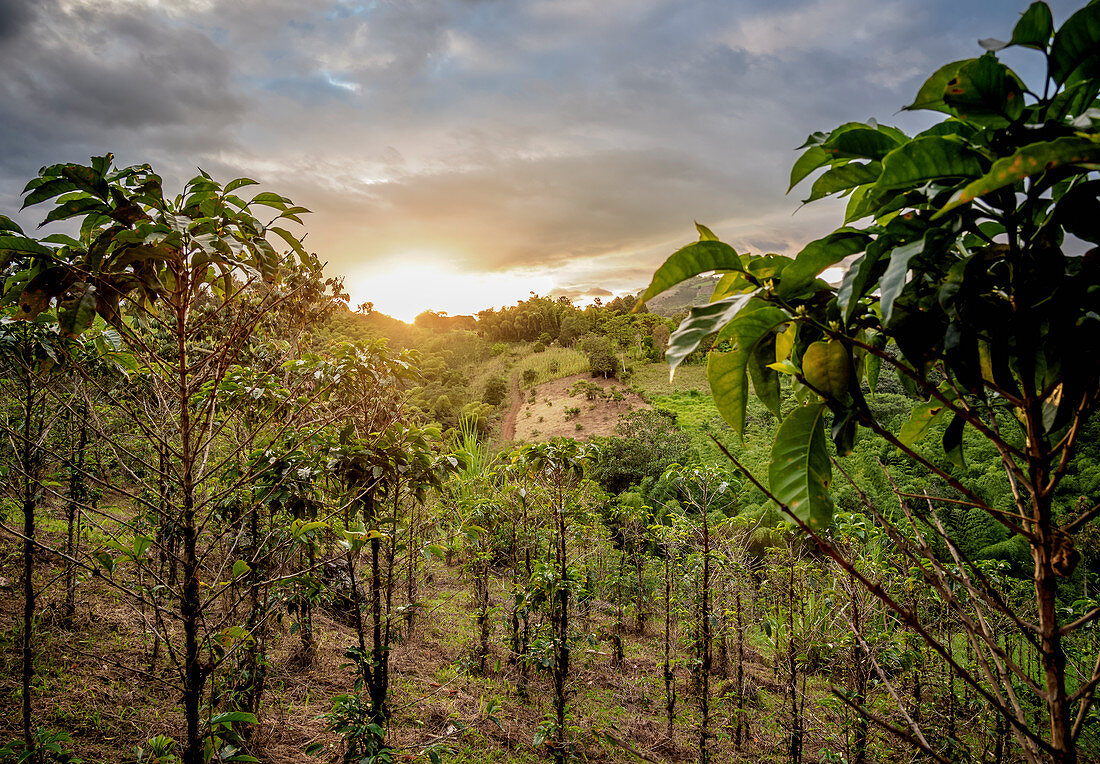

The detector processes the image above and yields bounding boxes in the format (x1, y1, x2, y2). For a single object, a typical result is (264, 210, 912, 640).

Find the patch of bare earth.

(510, 373, 648, 443)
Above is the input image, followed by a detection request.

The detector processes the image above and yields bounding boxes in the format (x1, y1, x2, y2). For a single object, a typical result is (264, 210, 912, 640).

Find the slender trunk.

(698, 513, 711, 764)
(734, 584, 745, 749)
(553, 486, 570, 764)
(664, 543, 676, 741)
(20, 348, 37, 756)
(177, 276, 206, 764)
(851, 583, 867, 764)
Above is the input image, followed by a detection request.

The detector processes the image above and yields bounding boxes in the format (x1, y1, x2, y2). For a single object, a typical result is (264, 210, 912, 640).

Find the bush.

(532, 342, 546, 353)
(483, 375, 508, 406)
(522, 368, 538, 387)
(491, 342, 507, 356)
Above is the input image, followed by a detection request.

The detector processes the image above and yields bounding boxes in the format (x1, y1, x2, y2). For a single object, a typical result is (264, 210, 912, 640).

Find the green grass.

(513, 347, 588, 386)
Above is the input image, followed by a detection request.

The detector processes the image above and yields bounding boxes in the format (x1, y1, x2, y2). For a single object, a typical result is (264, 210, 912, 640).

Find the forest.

(2, 2, 1100, 763)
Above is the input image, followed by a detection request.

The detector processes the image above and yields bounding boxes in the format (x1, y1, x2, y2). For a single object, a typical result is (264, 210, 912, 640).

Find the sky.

(0, 0, 1084, 321)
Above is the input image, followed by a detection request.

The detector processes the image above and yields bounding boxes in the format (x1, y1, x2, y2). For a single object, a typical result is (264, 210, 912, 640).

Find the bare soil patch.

(510, 373, 649, 443)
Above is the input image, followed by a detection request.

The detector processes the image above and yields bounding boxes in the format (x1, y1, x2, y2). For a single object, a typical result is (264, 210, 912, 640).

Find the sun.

(347, 253, 555, 323)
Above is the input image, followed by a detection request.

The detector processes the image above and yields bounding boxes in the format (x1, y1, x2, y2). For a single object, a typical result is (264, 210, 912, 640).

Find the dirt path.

(500, 373, 522, 441)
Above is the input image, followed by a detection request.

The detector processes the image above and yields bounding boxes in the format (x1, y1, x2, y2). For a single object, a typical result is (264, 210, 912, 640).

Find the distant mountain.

(638, 275, 720, 317)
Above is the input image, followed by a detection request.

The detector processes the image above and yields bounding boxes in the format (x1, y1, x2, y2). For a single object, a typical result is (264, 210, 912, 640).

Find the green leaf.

(904, 60, 970, 114)
(639, 239, 744, 305)
(938, 137, 1100, 217)
(232, 560, 251, 578)
(269, 226, 307, 258)
(42, 197, 111, 226)
(768, 403, 833, 529)
(803, 162, 882, 203)
(802, 340, 850, 400)
(879, 238, 926, 324)
(942, 54, 1025, 126)
(779, 230, 868, 297)
(873, 136, 986, 194)
(0, 235, 54, 258)
(838, 243, 887, 323)
(1050, 3, 1100, 85)
(898, 399, 950, 446)
(822, 128, 901, 161)
(706, 305, 790, 438)
(788, 146, 830, 192)
(1011, 2, 1054, 49)
(695, 221, 719, 240)
(943, 414, 966, 469)
(224, 177, 259, 193)
(666, 293, 755, 373)
(21, 178, 79, 209)
(58, 284, 97, 336)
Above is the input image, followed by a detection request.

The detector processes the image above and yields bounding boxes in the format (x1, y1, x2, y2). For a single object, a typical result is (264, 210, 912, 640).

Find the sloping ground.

(0, 520, 803, 764)
(509, 373, 648, 443)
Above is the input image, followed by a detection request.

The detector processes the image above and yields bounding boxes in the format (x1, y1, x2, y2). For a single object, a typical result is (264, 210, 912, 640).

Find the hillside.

(636, 276, 719, 317)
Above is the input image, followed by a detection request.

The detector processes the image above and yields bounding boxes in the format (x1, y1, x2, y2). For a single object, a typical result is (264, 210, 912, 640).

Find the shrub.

(532, 342, 546, 353)
(483, 375, 508, 406)
(522, 368, 538, 386)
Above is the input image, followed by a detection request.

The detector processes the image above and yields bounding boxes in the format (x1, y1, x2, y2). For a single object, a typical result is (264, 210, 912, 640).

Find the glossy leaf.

(822, 128, 901, 161)
(1011, 2, 1054, 49)
(665, 293, 755, 374)
(904, 60, 970, 114)
(706, 305, 790, 438)
(873, 136, 986, 194)
(879, 238, 927, 324)
(779, 230, 869, 297)
(768, 403, 833, 529)
(942, 54, 1025, 126)
(639, 238, 744, 305)
(802, 340, 850, 400)
(938, 137, 1100, 216)
(803, 162, 882, 203)
(1050, 3, 1100, 85)
(898, 399, 949, 446)
(788, 145, 830, 192)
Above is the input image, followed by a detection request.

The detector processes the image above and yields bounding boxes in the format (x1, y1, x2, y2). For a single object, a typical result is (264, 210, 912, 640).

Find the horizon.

(0, 0, 1080, 320)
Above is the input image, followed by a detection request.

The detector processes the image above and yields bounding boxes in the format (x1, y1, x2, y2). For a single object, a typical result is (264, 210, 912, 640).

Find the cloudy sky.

(0, 0, 1081, 320)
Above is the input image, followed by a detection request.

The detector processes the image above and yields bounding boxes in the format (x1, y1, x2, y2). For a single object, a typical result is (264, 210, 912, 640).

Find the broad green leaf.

(803, 162, 882, 203)
(232, 560, 251, 578)
(943, 414, 966, 469)
(838, 244, 886, 323)
(938, 137, 1100, 216)
(822, 128, 901, 161)
(666, 293, 755, 374)
(904, 60, 970, 114)
(706, 305, 790, 438)
(21, 178, 79, 209)
(224, 177, 259, 193)
(873, 136, 986, 194)
(639, 239, 744, 305)
(748, 331, 781, 419)
(802, 340, 850, 400)
(880, 238, 926, 324)
(942, 54, 1025, 126)
(1050, 3, 1100, 85)
(788, 146, 830, 192)
(1011, 2, 1054, 49)
(59, 284, 97, 335)
(768, 403, 833, 529)
(269, 226, 307, 258)
(898, 398, 949, 445)
(0, 235, 54, 258)
(42, 197, 110, 226)
(779, 230, 869, 297)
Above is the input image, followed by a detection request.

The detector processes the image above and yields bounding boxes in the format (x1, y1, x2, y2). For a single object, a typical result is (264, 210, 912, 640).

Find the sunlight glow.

(348, 254, 555, 323)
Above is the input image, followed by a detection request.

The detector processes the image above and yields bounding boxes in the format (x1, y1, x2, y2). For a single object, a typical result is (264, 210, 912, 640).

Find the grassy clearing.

(512, 347, 588, 386)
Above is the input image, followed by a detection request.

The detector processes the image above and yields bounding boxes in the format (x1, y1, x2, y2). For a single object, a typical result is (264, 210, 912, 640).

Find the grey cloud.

(0, 0, 1088, 304)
